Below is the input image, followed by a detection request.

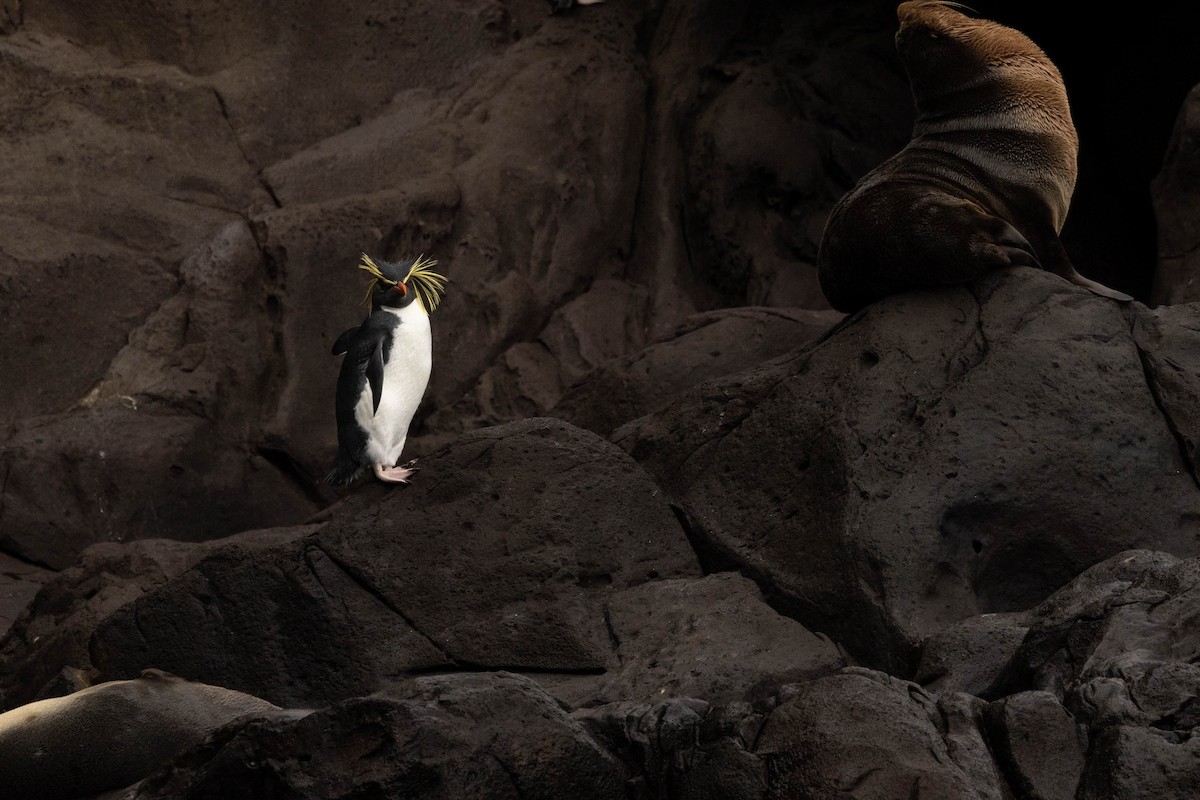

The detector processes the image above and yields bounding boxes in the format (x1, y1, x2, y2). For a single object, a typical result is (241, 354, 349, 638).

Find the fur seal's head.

(894, 1, 1069, 122)
(893, 1, 1077, 224)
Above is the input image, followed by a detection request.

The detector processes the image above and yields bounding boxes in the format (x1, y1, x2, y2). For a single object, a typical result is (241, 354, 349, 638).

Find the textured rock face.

(914, 612, 1030, 699)
(2, 3, 1200, 799)
(0, 0, 907, 567)
(132, 672, 625, 800)
(1004, 550, 1200, 728)
(1153, 84, 1200, 304)
(0, 553, 50, 642)
(81, 419, 699, 706)
(552, 307, 842, 436)
(986, 691, 1087, 800)
(617, 268, 1200, 671)
(0, 527, 316, 709)
(597, 572, 844, 704)
(5, 419, 842, 713)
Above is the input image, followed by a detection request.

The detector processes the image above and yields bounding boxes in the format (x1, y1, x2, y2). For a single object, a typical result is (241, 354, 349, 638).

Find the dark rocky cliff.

(2, 1, 1199, 798)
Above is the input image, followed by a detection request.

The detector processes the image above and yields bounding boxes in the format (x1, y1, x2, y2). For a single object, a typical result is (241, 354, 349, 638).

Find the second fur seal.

(817, 1, 1133, 312)
(0, 669, 305, 800)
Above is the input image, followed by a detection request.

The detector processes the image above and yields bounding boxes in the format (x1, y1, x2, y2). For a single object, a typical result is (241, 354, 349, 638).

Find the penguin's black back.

(326, 310, 402, 485)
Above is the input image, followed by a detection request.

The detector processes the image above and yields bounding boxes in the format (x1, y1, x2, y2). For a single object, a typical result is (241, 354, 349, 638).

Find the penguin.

(327, 253, 447, 486)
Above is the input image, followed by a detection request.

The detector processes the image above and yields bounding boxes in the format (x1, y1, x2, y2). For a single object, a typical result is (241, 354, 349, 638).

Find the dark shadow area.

(972, 2, 1200, 301)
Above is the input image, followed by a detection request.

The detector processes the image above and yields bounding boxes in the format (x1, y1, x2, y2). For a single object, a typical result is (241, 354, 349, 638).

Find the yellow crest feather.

(356, 252, 448, 312)
(402, 254, 448, 313)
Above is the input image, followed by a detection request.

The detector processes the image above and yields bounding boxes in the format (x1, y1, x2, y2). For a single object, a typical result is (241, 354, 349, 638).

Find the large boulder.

(552, 307, 841, 436)
(0, 527, 316, 710)
(985, 690, 1088, 800)
(914, 611, 1031, 699)
(593, 572, 844, 706)
(33, 419, 700, 707)
(0, 34, 264, 421)
(756, 669, 1007, 800)
(0, 553, 51, 641)
(617, 268, 1200, 672)
(1003, 550, 1200, 726)
(573, 552, 1200, 800)
(998, 550, 1200, 800)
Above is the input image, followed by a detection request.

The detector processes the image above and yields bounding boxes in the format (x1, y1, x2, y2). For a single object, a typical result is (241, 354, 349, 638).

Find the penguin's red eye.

(393, 283, 407, 296)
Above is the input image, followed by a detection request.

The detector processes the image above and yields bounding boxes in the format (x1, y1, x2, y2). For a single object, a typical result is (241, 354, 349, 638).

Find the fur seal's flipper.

(1068, 274, 1135, 303)
(1041, 238, 1135, 302)
(367, 339, 385, 414)
(988, 221, 1041, 269)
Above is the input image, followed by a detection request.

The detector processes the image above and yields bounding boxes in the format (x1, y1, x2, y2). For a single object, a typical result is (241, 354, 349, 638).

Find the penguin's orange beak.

(393, 283, 408, 296)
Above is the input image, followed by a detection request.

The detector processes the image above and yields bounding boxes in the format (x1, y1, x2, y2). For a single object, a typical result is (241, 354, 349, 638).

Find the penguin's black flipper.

(331, 327, 359, 356)
(367, 339, 385, 414)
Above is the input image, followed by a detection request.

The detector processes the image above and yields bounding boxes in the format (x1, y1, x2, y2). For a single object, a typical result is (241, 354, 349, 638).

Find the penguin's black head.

(358, 253, 447, 314)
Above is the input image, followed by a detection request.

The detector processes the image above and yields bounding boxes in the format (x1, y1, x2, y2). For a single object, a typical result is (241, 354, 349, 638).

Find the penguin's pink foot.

(374, 463, 415, 484)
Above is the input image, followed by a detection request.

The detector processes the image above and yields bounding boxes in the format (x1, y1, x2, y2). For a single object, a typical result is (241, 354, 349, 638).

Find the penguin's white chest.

(355, 305, 432, 467)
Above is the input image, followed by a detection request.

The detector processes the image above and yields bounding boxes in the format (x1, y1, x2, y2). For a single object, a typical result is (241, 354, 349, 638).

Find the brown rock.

(616, 269, 1200, 671)
(0, 33, 265, 421)
(683, 5, 911, 308)
(0, 527, 315, 710)
(133, 672, 625, 800)
(1080, 726, 1200, 800)
(553, 307, 842, 436)
(82, 419, 699, 706)
(0, 552, 51, 641)
(1152, 84, 1200, 304)
(915, 612, 1030, 699)
(0, 407, 318, 570)
(986, 691, 1087, 800)
(755, 668, 1007, 800)
(595, 572, 844, 705)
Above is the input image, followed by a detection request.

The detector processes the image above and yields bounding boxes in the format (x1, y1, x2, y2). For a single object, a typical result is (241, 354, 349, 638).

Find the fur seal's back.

(818, 1, 1132, 312)
(0, 670, 291, 800)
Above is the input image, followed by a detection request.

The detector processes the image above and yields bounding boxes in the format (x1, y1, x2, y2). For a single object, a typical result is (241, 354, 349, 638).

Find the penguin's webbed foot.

(374, 463, 417, 485)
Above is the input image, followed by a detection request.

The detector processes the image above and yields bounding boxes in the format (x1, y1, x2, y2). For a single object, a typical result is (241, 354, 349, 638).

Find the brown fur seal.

(0, 669, 305, 800)
(817, 1, 1133, 312)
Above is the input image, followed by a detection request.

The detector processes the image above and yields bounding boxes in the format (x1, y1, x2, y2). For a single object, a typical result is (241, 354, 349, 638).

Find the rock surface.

(1153, 84, 1200, 304)
(617, 268, 1200, 672)
(132, 672, 625, 800)
(0, 0, 910, 562)
(551, 306, 842, 436)
(986, 690, 1087, 800)
(79, 419, 699, 707)
(2, 2, 1200, 799)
